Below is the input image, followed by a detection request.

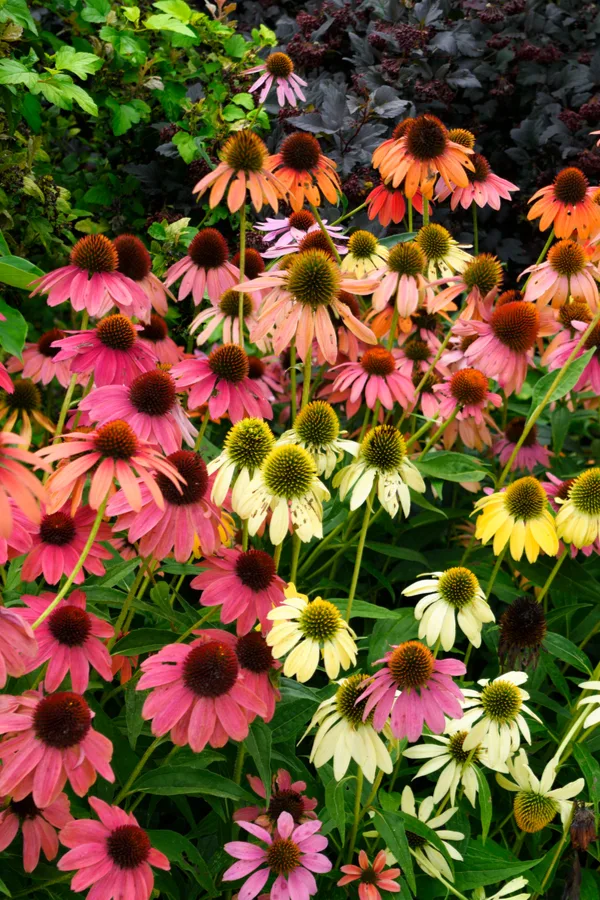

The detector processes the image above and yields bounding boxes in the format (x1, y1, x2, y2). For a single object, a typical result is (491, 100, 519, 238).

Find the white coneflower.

(276, 401, 358, 478)
(471, 877, 531, 900)
(496, 749, 584, 833)
(208, 417, 274, 509)
(577, 678, 600, 728)
(416, 223, 473, 281)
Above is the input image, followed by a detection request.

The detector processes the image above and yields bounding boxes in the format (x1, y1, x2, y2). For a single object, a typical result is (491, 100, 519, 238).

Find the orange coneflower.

(527, 167, 600, 239)
(193, 130, 285, 213)
(270, 133, 341, 211)
(373, 114, 474, 200)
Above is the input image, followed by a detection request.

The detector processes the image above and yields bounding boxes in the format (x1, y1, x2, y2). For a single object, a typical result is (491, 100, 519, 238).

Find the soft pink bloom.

(107, 451, 223, 561)
(436, 154, 518, 210)
(223, 810, 331, 900)
(0, 688, 114, 806)
(18, 591, 114, 693)
(7, 329, 76, 388)
(0, 498, 36, 564)
(245, 57, 307, 107)
(0, 361, 12, 393)
(358, 640, 465, 742)
(234, 768, 318, 831)
(330, 346, 414, 416)
(114, 233, 174, 318)
(256, 212, 348, 259)
(429, 268, 501, 320)
(172, 346, 273, 422)
(433, 367, 502, 423)
(80, 370, 197, 455)
(520, 240, 599, 309)
(247, 354, 285, 398)
(38, 421, 184, 514)
(371, 260, 432, 319)
(21, 503, 113, 584)
(58, 796, 170, 899)
(0, 432, 48, 537)
(367, 181, 427, 227)
(137, 631, 267, 752)
(0, 792, 72, 873)
(338, 849, 401, 900)
(190, 290, 261, 347)
(0, 606, 37, 687)
(51, 315, 158, 387)
(137, 314, 183, 364)
(543, 317, 600, 392)
(164, 228, 240, 306)
(191, 547, 285, 635)
(493, 419, 552, 473)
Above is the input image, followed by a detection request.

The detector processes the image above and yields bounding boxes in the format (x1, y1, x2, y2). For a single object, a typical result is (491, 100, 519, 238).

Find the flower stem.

(238, 203, 246, 350)
(298, 518, 350, 577)
(472, 203, 478, 254)
(407, 197, 413, 232)
(496, 308, 600, 488)
(273, 541, 283, 573)
(530, 832, 568, 900)
(290, 339, 298, 422)
(536, 548, 568, 605)
(194, 406, 211, 451)
(418, 407, 458, 459)
(359, 768, 384, 818)
(485, 544, 507, 600)
(345, 483, 376, 619)
(32, 496, 109, 630)
(233, 741, 246, 785)
(331, 201, 367, 227)
(176, 606, 217, 644)
(309, 203, 342, 264)
(242, 519, 249, 552)
(434, 872, 471, 900)
(114, 735, 165, 804)
(301, 352, 312, 410)
(400, 328, 453, 428)
(525, 227, 555, 287)
(53, 311, 89, 443)
(422, 198, 430, 226)
(406, 414, 439, 451)
(290, 534, 301, 584)
(106, 559, 150, 652)
(346, 769, 364, 864)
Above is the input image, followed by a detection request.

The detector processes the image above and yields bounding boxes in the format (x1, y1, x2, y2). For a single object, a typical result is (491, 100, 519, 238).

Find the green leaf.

(0, 0, 37, 32)
(544, 632, 592, 675)
(147, 830, 218, 896)
(325, 776, 350, 844)
(222, 103, 247, 122)
(105, 97, 150, 135)
(365, 541, 428, 565)
(97, 557, 139, 587)
(551, 404, 570, 454)
(330, 597, 407, 620)
(144, 13, 195, 35)
(454, 839, 543, 891)
(31, 74, 98, 115)
(378, 232, 417, 248)
(0, 296, 28, 358)
(245, 719, 272, 805)
(417, 451, 489, 483)
(224, 33, 248, 58)
(134, 767, 255, 801)
(232, 92, 254, 109)
(54, 46, 103, 79)
(21, 92, 41, 131)
(373, 810, 415, 893)
(111, 628, 175, 656)
(122, 5, 140, 23)
(574, 743, 600, 813)
(81, 0, 111, 23)
(124, 676, 145, 750)
(153, 0, 191, 21)
(529, 348, 595, 414)
(0, 58, 38, 87)
(0, 874, 10, 897)
(0, 229, 9, 257)
(475, 766, 492, 843)
(368, 613, 419, 665)
(172, 130, 197, 163)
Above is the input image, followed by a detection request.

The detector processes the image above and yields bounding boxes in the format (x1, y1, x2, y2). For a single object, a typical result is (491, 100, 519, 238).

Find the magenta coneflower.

(0, 792, 71, 873)
(114, 233, 173, 318)
(18, 591, 113, 694)
(367, 180, 427, 227)
(371, 241, 431, 319)
(0, 688, 114, 806)
(544, 317, 600, 392)
(52, 315, 158, 387)
(0, 361, 12, 394)
(58, 796, 170, 899)
(38, 420, 184, 514)
(246, 51, 307, 106)
(436, 153, 518, 210)
(8, 328, 75, 388)
(80, 369, 197, 455)
(137, 314, 183, 365)
(21, 504, 113, 584)
(0, 606, 37, 688)
(331, 346, 414, 416)
(521, 239, 599, 309)
(223, 810, 331, 899)
(190, 289, 261, 346)
(0, 498, 36, 565)
(0, 432, 48, 537)
(433, 367, 502, 423)
(172, 344, 273, 422)
(107, 451, 223, 561)
(494, 418, 552, 473)
(164, 229, 240, 306)
(234, 768, 318, 831)
(137, 633, 267, 751)
(358, 640, 465, 742)
(191, 547, 285, 635)
(30, 234, 150, 318)
(235, 631, 281, 723)
(338, 850, 401, 900)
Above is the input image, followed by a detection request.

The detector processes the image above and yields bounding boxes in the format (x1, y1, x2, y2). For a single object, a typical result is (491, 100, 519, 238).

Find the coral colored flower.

(357, 640, 465, 742)
(22, 503, 112, 585)
(52, 315, 158, 387)
(245, 52, 307, 106)
(190, 289, 261, 347)
(416, 223, 473, 282)
(80, 369, 197, 455)
(0, 432, 48, 537)
(527, 167, 600, 239)
(430, 253, 504, 319)
(165, 228, 240, 306)
(114, 233, 173, 318)
(38, 420, 184, 514)
(257, 210, 347, 258)
(0, 688, 114, 806)
(7, 328, 75, 388)
(108, 451, 223, 561)
(473, 477, 558, 563)
(0, 378, 54, 446)
(544, 317, 600, 392)
(367, 179, 427, 227)
(436, 153, 518, 210)
(0, 792, 71, 873)
(172, 344, 273, 422)
(137, 314, 183, 364)
(433, 367, 502, 426)
(371, 241, 431, 319)
(271, 132, 341, 211)
(111, 648, 138, 684)
(234, 768, 318, 830)
(243, 249, 377, 366)
(0, 498, 36, 564)
(223, 810, 331, 899)
(521, 239, 599, 309)
(137, 632, 267, 751)
(0, 361, 11, 394)
(58, 796, 170, 899)
(331, 346, 415, 416)
(494, 418, 552, 473)
(338, 850, 401, 900)
(18, 591, 113, 693)
(373, 114, 474, 199)
(191, 547, 285, 635)
(0, 606, 37, 687)
(30, 234, 151, 318)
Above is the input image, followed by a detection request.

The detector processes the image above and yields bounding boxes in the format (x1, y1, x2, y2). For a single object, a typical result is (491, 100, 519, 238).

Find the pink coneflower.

(371, 241, 431, 319)
(527, 167, 600, 239)
(256, 210, 347, 258)
(247, 354, 285, 398)
(0, 688, 114, 806)
(172, 344, 273, 422)
(114, 233, 173, 318)
(21, 504, 113, 585)
(494, 418, 552, 472)
(58, 796, 170, 899)
(234, 769, 318, 831)
(366, 179, 427, 227)
(0, 606, 37, 687)
(246, 52, 307, 106)
(190, 289, 261, 346)
(338, 850, 401, 900)
(29, 234, 150, 318)
(137, 314, 183, 365)
(107, 451, 223, 561)
(137, 633, 267, 751)
(52, 315, 158, 387)
(358, 640, 465, 742)
(191, 547, 285, 635)
(7, 328, 76, 388)
(164, 229, 240, 306)
(0, 432, 48, 537)
(433, 367, 502, 423)
(521, 239, 599, 309)
(0, 498, 36, 565)
(18, 591, 113, 694)
(0, 792, 71, 873)
(544, 317, 600, 392)
(80, 369, 197, 455)
(223, 810, 331, 899)
(38, 420, 184, 514)
(436, 153, 518, 210)
(0, 361, 12, 394)
(330, 346, 414, 416)
(430, 253, 504, 319)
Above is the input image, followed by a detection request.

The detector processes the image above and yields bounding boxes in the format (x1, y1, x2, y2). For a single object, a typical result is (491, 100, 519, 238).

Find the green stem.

(290, 534, 301, 584)
(194, 405, 211, 451)
(32, 496, 109, 629)
(176, 607, 217, 644)
(407, 197, 413, 233)
(309, 203, 342, 264)
(524, 227, 555, 287)
(472, 203, 478, 255)
(400, 328, 453, 428)
(290, 339, 298, 423)
(406, 414, 439, 451)
(422, 198, 430, 226)
(346, 769, 364, 864)
(114, 736, 164, 804)
(485, 544, 507, 600)
(360, 769, 384, 818)
(536, 548, 568, 605)
(418, 407, 458, 459)
(298, 518, 350, 577)
(434, 871, 471, 900)
(242, 519, 249, 552)
(53, 311, 89, 443)
(106, 560, 149, 652)
(331, 201, 367, 227)
(233, 742, 245, 785)
(301, 352, 312, 410)
(357, 403, 371, 444)
(531, 832, 568, 900)
(345, 484, 376, 620)
(238, 204, 246, 349)
(71, 372, 94, 430)
(273, 541, 283, 573)
(387, 303, 400, 351)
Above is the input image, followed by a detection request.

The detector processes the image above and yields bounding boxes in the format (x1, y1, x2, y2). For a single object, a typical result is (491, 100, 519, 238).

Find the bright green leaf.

(245, 720, 272, 805)
(144, 13, 195, 36)
(417, 451, 489, 483)
(153, 0, 191, 22)
(544, 632, 592, 675)
(0, 255, 43, 288)
(529, 348, 595, 414)
(111, 628, 175, 655)
(475, 766, 492, 843)
(0, 296, 28, 358)
(373, 810, 415, 893)
(0, 58, 38, 87)
(54, 46, 103, 79)
(172, 130, 197, 163)
(134, 767, 255, 801)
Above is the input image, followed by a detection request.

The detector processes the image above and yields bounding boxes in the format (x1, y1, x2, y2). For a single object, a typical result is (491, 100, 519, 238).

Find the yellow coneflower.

(472, 476, 558, 562)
